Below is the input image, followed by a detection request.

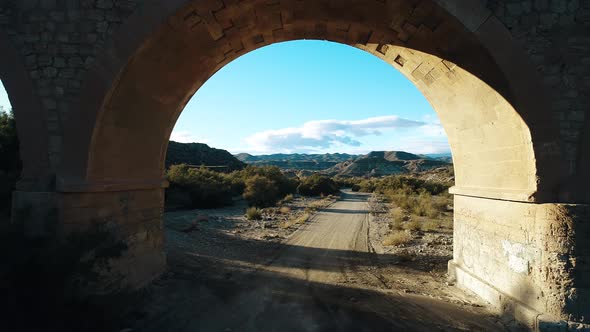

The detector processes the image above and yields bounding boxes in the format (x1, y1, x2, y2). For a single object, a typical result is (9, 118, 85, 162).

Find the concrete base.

(448, 260, 541, 328)
(451, 195, 590, 330)
(450, 261, 590, 331)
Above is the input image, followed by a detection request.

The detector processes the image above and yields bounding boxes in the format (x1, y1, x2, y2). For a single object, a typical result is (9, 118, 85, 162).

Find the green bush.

(166, 164, 233, 208)
(237, 166, 298, 198)
(359, 175, 449, 196)
(166, 164, 298, 209)
(297, 174, 340, 197)
(243, 175, 280, 208)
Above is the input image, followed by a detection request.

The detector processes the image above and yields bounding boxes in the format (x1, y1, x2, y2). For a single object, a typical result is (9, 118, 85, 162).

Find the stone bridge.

(0, 0, 588, 329)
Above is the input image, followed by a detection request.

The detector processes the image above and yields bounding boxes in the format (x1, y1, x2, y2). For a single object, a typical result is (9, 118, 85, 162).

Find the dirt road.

(133, 192, 509, 331)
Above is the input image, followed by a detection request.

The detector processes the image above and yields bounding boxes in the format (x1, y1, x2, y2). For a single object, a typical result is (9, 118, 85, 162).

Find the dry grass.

(382, 230, 413, 246)
(307, 198, 333, 211)
(279, 206, 291, 214)
(420, 219, 440, 232)
(403, 219, 421, 231)
(386, 191, 450, 219)
(245, 207, 262, 221)
(280, 194, 294, 204)
(388, 207, 405, 231)
(281, 212, 311, 229)
(389, 219, 404, 231)
(389, 207, 404, 221)
(446, 216, 454, 228)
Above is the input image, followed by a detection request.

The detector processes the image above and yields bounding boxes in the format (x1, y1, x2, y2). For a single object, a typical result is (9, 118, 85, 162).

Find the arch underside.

(61, 0, 560, 203)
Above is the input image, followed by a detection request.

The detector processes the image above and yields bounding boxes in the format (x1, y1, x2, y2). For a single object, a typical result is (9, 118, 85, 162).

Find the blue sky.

(0, 80, 9, 113)
(0, 40, 450, 155)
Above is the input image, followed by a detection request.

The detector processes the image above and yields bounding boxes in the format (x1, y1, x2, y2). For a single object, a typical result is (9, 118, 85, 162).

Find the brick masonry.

(0, 0, 139, 172)
(487, 0, 590, 179)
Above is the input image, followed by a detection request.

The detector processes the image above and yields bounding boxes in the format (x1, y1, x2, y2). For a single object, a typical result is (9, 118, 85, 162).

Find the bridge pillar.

(10, 186, 167, 294)
(449, 193, 590, 329)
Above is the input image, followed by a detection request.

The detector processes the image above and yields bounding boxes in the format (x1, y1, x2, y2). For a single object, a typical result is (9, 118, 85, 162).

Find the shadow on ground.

(126, 225, 508, 332)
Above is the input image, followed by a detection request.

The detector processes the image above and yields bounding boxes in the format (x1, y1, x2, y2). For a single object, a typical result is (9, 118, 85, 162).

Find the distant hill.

(235, 153, 359, 171)
(323, 151, 450, 177)
(234, 150, 451, 176)
(166, 141, 245, 171)
(424, 153, 453, 163)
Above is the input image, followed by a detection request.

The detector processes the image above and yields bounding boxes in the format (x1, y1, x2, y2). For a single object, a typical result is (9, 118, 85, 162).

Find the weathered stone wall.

(12, 187, 166, 292)
(0, 1, 589, 329)
(0, 0, 139, 179)
(450, 195, 590, 326)
(486, 0, 590, 201)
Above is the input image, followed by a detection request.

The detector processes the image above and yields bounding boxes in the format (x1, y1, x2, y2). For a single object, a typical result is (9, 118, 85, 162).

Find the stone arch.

(0, 31, 51, 190)
(3, 0, 587, 327)
(61, 0, 561, 203)
(20, 0, 587, 324)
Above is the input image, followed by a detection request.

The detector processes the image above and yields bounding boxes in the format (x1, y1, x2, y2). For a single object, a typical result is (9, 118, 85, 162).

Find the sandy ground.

(126, 192, 512, 331)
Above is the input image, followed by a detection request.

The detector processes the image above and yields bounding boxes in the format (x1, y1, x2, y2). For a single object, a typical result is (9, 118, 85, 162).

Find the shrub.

(166, 165, 233, 208)
(243, 175, 280, 208)
(238, 166, 298, 197)
(389, 219, 404, 231)
(382, 231, 412, 246)
(297, 174, 340, 197)
(421, 219, 440, 232)
(357, 175, 451, 196)
(389, 207, 404, 222)
(226, 173, 246, 196)
(334, 177, 363, 190)
(245, 207, 262, 220)
(281, 194, 294, 203)
(404, 219, 421, 231)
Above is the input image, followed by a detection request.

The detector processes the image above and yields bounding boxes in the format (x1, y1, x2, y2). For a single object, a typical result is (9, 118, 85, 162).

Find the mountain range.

(166, 141, 452, 178)
(322, 151, 450, 177)
(235, 152, 358, 171)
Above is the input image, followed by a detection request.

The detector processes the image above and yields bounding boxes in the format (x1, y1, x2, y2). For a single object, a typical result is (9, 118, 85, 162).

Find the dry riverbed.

(165, 195, 338, 243)
(125, 192, 517, 331)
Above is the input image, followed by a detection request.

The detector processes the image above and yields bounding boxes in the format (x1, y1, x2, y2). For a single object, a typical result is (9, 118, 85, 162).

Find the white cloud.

(170, 130, 209, 144)
(389, 138, 450, 154)
(419, 123, 446, 137)
(244, 115, 430, 153)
